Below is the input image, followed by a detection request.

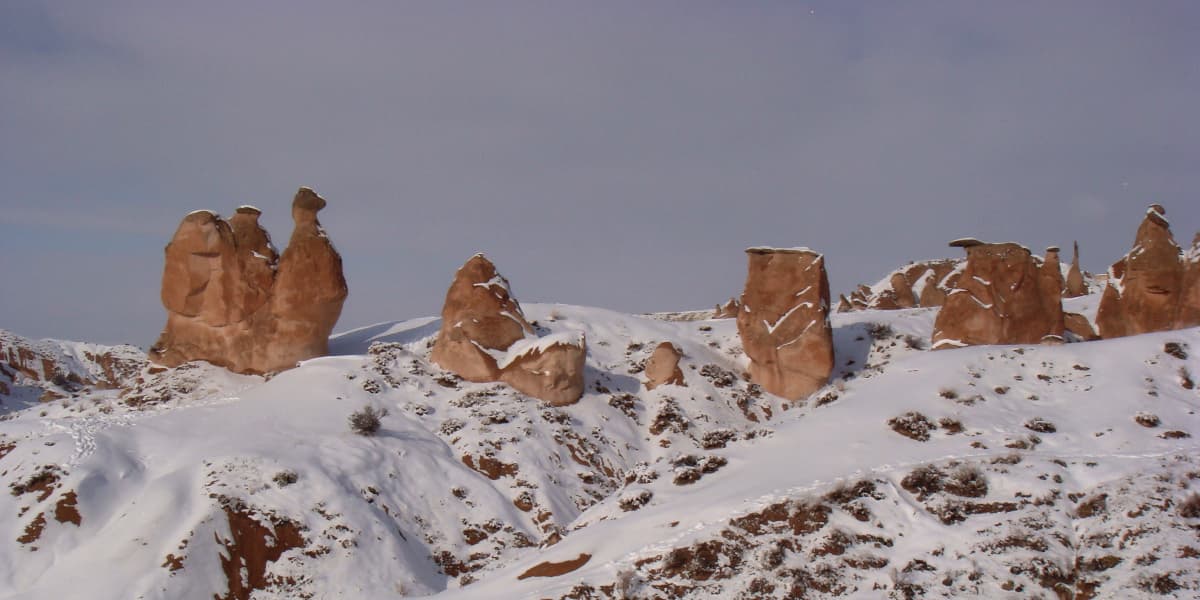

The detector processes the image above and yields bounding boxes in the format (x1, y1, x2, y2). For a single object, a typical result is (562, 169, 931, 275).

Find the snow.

(744, 246, 818, 255)
(2, 290, 1199, 599)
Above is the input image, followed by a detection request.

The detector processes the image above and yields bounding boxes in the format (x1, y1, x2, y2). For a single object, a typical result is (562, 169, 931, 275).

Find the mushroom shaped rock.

(736, 247, 834, 400)
(1096, 205, 1190, 338)
(430, 254, 533, 381)
(932, 242, 1064, 349)
(1038, 247, 1067, 337)
(644, 342, 686, 390)
(1064, 241, 1088, 298)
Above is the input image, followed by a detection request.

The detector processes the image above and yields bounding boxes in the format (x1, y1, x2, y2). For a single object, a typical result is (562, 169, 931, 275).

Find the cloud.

(2, 1, 1199, 344)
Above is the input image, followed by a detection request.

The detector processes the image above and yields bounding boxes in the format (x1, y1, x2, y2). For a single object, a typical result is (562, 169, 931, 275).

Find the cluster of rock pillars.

(149, 193, 1200, 404)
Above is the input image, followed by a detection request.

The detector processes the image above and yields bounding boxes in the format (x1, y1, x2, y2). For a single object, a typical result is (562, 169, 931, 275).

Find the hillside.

(0, 294, 1197, 599)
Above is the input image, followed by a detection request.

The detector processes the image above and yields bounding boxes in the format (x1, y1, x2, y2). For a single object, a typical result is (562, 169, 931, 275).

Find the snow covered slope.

(0, 299, 1197, 599)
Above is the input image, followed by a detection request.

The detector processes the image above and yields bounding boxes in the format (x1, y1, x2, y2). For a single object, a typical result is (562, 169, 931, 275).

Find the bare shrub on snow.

(349, 406, 386, 436)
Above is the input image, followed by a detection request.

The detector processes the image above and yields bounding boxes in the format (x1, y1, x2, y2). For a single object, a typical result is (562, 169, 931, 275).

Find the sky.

(2, 1, 1199, 347)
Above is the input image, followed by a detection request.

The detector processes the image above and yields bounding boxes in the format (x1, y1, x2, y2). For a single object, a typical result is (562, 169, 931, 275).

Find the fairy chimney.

(736, 247, 834, 400)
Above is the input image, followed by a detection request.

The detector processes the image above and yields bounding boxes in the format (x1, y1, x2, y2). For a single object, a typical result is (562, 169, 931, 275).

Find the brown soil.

(53, 490, 81, 525)
(462, 454, 519, 480)
(0, 441, 15, 462)
(517, 553, 591, 580)
(215, 506, 306, 600)
(17, 512, 46, 545)
(9, 467, 61, 502)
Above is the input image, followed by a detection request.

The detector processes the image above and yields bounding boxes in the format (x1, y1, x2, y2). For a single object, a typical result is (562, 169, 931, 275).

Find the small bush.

(938, 417, 964, 434)
(938, 388, 958, 400)
(1024, 417, 1057, 433)
(1135, 412, 1161, 428)
(901, 464, 944, 499)
(866, 322, 894, 341)
(889, 411, 936, 441)
(1180, 493, 1200, 519)
(1164, 342, 1188, 360)
(273, 470, 298, 487)
(903, 335, 926, 350)
(943, 467, 987, 498)
(349, 406, 386, 436)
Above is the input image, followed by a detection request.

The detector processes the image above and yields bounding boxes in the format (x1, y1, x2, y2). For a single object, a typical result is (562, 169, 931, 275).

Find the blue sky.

(2, 1, 1199, 345)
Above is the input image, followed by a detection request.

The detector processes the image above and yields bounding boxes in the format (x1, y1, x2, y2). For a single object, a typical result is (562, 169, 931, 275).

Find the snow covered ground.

(0, 296, 1197, 599)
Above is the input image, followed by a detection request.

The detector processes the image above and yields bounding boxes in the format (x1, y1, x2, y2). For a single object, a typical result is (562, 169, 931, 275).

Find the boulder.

(848, 259, 962, 311)
(644, 342, 685, 390)
(1096, 205, 1196, 338)
(736, 247, 833, 400)
(149, 187, 348, 374)
(1064, 241, 1088, 297)
(431, 254, 585, 405)
(931, 241, 1064, 349)
(1064, 312, 1100, 341)
(499, 333, 587, 407)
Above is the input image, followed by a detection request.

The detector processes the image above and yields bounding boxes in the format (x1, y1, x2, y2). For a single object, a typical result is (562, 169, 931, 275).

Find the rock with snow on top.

(931, 241, 1064, 349)
(643, 342, 685, 390)
(736, 247, 833, 400)
(1097, 205, 1198, 338)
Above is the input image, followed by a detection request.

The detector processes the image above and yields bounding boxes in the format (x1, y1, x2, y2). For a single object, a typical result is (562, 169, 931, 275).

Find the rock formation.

(1096, 205, 1200, 338)
(1038, 247, 1067, 337)
(431, 254, 586, 406)
(1064, 241, 1088, 298)
(931, 240, 1064, 349)
(149, 188, 348, 374)
(1, 329, 145, 403)
(644, 342, 685, 390)
(736, 247, 834, 400)
(1063, 312, 1100, 341)
(713, 298, 741, 319)
(842, 260, 962, 312)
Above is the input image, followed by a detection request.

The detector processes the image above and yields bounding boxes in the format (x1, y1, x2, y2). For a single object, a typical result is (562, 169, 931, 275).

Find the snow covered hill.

(0, 297, 1197, 599)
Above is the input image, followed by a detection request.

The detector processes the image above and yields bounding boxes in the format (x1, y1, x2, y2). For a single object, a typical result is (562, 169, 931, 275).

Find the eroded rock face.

(1065, 241, 1088, 298)
(644, 342, 685, 390)
(931, 241, 1064, 349)
(149, 188, 348, 374)
(1097, 206, 1197, 338)
(736, 248, 833, 400)
(431, 255, 585, 405)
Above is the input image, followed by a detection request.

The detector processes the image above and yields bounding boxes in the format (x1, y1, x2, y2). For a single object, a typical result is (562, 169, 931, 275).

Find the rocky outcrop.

(0, 329, 145, 403)
(713, 298, 741, 319)
(931, 240, 1064, 349)
(736, 247, 833, 400)
(1096, 205, 1199, 338)
(431, 255, 586, 406)
(1064, 241, 1088, 298)
(644, 342, 685, 390)
(843, 260, 962, 312)
(149, 188, 348, 374)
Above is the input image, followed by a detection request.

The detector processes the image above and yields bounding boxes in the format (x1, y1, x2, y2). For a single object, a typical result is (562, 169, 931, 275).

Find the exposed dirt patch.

(0, 441, 16, 462)
(9, 466, 62, 502)
(53, 491, 81, 525)
(17, 512, 46, 545)
(214, 505, 307, 600)
(517, 552, 591, 580)
(462, 454, 519, 480)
